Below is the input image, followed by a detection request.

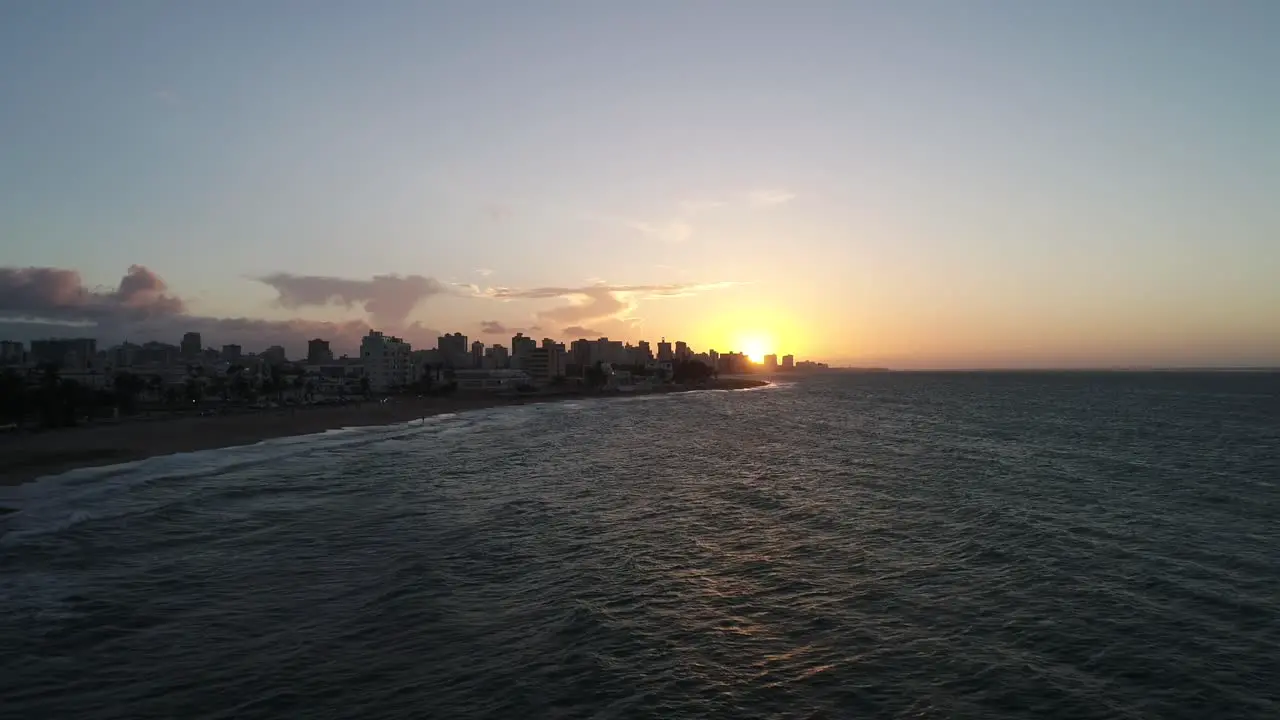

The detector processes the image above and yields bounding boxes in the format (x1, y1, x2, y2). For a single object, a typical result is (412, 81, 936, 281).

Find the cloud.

(562, 326, 604, 338)
(628, 219, 693, 244)
(678, 199, 728, 214)
(748, 189, 796, 207)
(476, 268, 493, 277)
(481, 281, 739, 326)
(0, 265, 440, 357)
(257, 272, 446, 326)
(0, 265, 185, 323)
(479, 320, 509, 335)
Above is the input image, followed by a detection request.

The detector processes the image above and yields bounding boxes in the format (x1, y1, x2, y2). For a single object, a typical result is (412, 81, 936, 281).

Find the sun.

(742, 338, 769, 364)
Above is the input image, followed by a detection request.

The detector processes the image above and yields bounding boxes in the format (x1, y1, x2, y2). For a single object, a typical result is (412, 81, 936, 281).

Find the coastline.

(0, 378, 767, 491)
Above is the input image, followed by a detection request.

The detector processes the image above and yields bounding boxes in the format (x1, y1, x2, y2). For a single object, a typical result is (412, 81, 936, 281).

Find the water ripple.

(1, 373, 1278, 719)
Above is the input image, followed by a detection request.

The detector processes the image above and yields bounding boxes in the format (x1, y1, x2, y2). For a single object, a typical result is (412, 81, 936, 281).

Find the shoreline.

(0, 379, 767, 491)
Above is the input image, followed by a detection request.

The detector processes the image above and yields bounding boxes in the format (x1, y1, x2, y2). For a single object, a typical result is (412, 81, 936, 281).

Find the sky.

(1, 1, 1277, 368)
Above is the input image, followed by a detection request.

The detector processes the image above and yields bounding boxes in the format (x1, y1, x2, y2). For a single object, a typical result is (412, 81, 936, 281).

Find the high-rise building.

(361, 330, 412, 391)
(307, 338, 332, 365)
(471, 340, 485, 369)
(181, 332, 202, 358)
(589, 338, 625, 366)
(135, 341, 178, 366)
(782, 354, 795, 370)
(222, 344, 242, 362)
(484, 344, 510, 369)
(261, 345, 287, 365)
(108, 343, 137, 368)
(764, 354, 778, 371)
(30, 338, 96, 368)
(510, 333, 536, 369)
(718, 351, 749, 375)
(570, 338, 592, 367)
(524, 345, 563, 385)
(437, 333, 469, 368)
(657, 339, 673, 362)
(675, 341, 690, 361)
(542, 339, 567, 377)
(709, 349, 720, 367)
(0, 340, 24, 366)
(636, 340, 652, 362)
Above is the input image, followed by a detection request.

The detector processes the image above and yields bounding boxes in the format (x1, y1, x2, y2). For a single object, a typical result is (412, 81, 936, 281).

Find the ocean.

(1, 372, 1277, 719)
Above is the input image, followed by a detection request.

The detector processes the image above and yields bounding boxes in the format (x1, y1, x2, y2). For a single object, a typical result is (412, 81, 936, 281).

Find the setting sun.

(741, 337, 771, 363)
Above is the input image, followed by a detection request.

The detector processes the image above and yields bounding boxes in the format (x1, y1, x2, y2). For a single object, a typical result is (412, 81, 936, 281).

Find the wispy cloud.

(478, 281, 739, 325)
(628, 219, 693, 244)
(475, 268, 493, 277)
(678, 199, 728, 215)
(562, 325, 604, 337)
(748, 189, 796, 207)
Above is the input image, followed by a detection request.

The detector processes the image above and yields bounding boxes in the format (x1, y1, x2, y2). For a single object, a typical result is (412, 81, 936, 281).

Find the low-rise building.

(453, 369, 530, 392)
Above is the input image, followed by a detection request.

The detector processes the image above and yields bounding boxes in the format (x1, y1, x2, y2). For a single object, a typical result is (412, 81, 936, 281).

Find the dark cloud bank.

(0, 266, 442, 355)
(1, 266, 738, 355)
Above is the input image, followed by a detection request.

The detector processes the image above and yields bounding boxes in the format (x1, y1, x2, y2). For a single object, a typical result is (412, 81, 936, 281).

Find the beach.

(0, 379, 767, 488)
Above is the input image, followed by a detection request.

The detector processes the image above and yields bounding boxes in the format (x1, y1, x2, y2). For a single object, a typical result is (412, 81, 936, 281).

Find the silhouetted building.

(657, 339, 673, 362)
(30, 338, 96, 369)
(764, 354, 778, 371)
(0, 340, 24, 366)
(675, 341, 690, 361)
(717, 351, 749, 375)
(484, 344, 509, 369)
(261, 345, 287, 365)
(362, 330, 411, 390)
(108, 343, 138, 368)
(510, 333, 536, 369)
(782, 354, 794, 370)
(181, 332, 202, 358)
(437, 332, 469, 368)
(222, 344, 242, 362)
(307, 338, 332, 365)
(137, 341, 179, 365)
(471, 340, 485, 369)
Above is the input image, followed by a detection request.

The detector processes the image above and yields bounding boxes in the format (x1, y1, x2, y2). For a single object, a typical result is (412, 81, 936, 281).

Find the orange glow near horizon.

(737, 333, 776, 364)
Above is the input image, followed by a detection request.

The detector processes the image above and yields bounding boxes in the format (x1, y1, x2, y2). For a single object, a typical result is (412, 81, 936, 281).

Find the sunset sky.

(2, 2, 1277, 368)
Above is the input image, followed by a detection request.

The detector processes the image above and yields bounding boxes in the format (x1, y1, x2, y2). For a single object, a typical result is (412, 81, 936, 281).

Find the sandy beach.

(0, 379, 767, 490)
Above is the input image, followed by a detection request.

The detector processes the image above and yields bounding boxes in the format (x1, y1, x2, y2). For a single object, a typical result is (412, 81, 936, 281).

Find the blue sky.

(1, 1, 1277, 366)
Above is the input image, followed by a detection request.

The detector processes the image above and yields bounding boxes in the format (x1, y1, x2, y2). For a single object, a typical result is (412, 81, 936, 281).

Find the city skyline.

(0, 324, 814, 370)
(2, 4, 1278, 369)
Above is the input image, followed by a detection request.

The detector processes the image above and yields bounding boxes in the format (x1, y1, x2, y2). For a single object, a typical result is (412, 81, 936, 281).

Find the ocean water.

(1, 372, 1277, 719)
